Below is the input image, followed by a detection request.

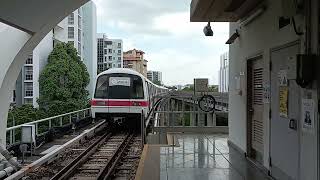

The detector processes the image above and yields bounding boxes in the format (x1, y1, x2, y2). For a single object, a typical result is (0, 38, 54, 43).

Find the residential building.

(218, 52, 229, 92)
(14, 32, 54, 106)
(13, 2, 96, 107)
(82, 1, 97, 97)
(123, 49, 148, 76)
(97, 33, 123, 74)
(147, 71, 162, 84)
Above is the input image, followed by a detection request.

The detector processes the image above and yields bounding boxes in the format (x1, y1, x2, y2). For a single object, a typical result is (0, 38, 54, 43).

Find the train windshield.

(94, 73, 144, 99)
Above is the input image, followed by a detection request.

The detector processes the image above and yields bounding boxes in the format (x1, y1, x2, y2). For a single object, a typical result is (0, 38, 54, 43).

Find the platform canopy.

(190, 0, 264, 22)
(0, 0, 87, 34)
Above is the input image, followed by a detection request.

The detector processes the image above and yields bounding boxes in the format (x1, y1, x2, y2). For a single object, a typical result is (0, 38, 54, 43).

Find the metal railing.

(6, 108, 91, 146)
(151, 94, 228, 134)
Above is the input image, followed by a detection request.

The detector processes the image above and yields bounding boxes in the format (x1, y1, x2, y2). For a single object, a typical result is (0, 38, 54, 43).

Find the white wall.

(32, 31, 53, 107)
(229, 0, 318, 179)
(229, 0, 302, 170)
(83, 1, 97, 97)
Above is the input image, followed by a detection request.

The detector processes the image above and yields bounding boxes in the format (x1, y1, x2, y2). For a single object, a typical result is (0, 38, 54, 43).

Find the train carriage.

(91, 68, 168, 124)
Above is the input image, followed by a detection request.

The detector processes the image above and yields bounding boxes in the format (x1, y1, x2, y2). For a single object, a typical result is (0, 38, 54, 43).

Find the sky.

(92, 0, 229, 86)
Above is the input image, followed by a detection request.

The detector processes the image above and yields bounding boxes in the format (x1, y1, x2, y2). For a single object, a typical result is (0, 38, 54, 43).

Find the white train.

(91, 68, 168, 123)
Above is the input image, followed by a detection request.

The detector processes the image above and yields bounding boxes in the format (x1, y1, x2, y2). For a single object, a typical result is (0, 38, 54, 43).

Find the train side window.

(131, 76, 144, 99)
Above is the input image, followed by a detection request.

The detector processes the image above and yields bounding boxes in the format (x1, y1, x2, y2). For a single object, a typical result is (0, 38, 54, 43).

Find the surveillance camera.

(203, 22, 213, 36)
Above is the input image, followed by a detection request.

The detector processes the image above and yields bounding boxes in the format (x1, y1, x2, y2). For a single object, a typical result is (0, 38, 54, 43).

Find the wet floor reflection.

(160, 134, 270, 180)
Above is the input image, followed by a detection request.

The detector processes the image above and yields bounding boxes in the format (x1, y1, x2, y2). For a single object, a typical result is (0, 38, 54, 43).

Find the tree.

(7, 104, 44, 127)
(208, 85, 218, 92)
(37, 43, 90, 116)
(153, 80, 162, 86)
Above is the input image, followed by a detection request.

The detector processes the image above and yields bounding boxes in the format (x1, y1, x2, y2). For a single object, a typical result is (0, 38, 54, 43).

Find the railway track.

(50, 131, 142, 180)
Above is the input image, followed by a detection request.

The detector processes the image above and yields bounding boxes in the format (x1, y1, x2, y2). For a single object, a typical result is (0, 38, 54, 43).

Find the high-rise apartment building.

(123, 49, 148, 77)
(147, 71, 162, 84)
(97, 34, 123, 74)
(13, 2, 97, 107)
(82, 1, 97, 97)
(218, 52, 229, 93)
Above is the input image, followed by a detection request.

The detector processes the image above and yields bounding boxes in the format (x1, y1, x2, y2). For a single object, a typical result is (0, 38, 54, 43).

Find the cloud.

(92, 0, 229, 85)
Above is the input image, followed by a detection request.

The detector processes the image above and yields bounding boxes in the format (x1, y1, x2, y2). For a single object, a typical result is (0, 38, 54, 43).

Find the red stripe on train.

(91, 100, 149, 107)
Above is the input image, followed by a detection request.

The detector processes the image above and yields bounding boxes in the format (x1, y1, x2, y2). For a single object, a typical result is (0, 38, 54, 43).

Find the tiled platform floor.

(160, 134, 271, 180)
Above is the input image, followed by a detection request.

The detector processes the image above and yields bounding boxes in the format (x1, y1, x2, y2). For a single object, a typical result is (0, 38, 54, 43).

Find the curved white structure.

(0, 0, 89, 145)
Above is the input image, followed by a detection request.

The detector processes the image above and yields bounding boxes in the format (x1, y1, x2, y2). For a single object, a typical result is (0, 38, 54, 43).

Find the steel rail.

(50, 131, 113, 180)
(97, 133, 135, 180)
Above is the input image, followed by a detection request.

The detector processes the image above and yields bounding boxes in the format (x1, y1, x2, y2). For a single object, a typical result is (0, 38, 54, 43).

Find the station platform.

(136, 134, 271, 180)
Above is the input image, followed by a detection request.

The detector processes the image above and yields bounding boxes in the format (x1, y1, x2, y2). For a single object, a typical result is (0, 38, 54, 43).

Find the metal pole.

(141, 110, 145, 147)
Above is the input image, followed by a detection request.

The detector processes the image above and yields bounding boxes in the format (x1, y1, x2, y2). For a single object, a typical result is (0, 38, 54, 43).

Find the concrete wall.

(0, 23, 31, 145)
(228, 0, 318, 179)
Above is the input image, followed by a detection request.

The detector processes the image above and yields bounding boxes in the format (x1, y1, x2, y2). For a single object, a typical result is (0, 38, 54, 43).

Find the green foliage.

(153, 80, 162, 86)
(7, 105, 44, 127)
(208, 85, 218, 92)
(182, 85, 194, 92)
(37, 43, 90, 116)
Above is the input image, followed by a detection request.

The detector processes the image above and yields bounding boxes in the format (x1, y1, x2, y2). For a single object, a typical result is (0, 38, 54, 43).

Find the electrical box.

(21, 125, 36, 144)
(194, 78, 208, 92)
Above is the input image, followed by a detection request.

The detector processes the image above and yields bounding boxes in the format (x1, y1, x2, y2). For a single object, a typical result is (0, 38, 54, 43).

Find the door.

(247, 56, 264, 163)
(270, 42, 300, 180)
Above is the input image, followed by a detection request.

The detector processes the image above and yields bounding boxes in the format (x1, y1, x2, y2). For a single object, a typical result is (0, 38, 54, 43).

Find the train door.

(247, 55, 264, 164)
(270, 42, 300, 179)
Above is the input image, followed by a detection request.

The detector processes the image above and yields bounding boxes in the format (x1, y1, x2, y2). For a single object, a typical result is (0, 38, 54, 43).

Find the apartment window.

(118, 43, 121, 48)
(108, 49, 112, 53)
(118, 57, 121, 61)
(68, 27, 74, 39)
(24, 98, 33, 105)
(113, 57, 115, 60)
(97, 64, 104, 73)
(24, 82, 33, 97)
(78, 42, 81, 55)
(113, 64, 116, 68)
(118, 64, 121, 68)
(78, 29, 81, 42)
(98, 58, 103, 63)
(113, 50, 115, 53)
(68, 13, 74, 25)
(104, 49, 107, 54)
(118, 50, 121, 54)
(104, 41, 112, 47)
(25, 66, 33, 80)
(108, 56, 112, 60)
(108, 63, 112, 67)
(26, 56, 33, 64)
(104, 56, 107, 61)
(78, 16, 82, 29)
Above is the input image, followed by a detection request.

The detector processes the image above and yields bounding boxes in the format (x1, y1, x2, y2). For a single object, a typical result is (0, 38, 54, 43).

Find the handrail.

(6, 108, 90, 131)
(6, 108, 91, 146)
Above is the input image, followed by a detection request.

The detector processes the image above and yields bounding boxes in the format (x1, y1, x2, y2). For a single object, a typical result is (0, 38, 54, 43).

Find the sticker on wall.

(278, 70, 288, 86)
(279, 86, 288, 118)
(301, 99, 314, 133)
(263, 83, 270, 103)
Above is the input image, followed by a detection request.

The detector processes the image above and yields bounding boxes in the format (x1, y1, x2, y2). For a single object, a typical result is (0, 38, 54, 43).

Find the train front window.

(94, 75, 108, 98)
(108, 76, 131, 99)
(94, 74, 144, 99)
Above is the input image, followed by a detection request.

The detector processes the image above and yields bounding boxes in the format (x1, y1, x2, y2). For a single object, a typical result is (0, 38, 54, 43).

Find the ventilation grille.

(253, 119, 263, 145)
(253, 68, 263, 105)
